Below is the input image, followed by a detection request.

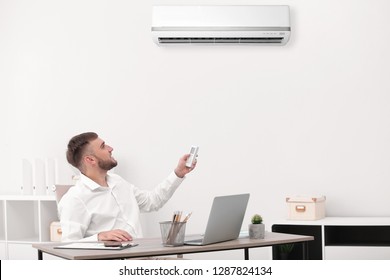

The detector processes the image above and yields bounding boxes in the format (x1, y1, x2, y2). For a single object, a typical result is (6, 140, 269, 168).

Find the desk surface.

(33, 231, 314, 260)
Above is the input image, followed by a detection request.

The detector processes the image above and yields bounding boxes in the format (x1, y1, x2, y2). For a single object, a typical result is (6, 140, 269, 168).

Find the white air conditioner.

(152, 5, 291, 46)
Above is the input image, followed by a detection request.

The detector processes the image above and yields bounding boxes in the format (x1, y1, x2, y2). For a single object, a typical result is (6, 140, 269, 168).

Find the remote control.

(186, 146, 199, 167)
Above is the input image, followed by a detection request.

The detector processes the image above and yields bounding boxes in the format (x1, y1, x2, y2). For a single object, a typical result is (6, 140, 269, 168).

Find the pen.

(182, 212, 192, 222)
(167, 211, 180, 242)
(175, 211, 182, 222)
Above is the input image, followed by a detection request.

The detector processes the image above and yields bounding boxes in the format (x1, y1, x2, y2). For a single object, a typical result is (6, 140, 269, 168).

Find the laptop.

(184, 193, 250, 246)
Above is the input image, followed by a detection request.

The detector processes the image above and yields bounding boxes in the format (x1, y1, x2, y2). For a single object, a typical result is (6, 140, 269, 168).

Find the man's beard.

(95, 156, 118, 170)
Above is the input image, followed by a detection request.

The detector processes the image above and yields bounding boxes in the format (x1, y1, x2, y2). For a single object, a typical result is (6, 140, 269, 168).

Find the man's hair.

(66, 132, 98, 169)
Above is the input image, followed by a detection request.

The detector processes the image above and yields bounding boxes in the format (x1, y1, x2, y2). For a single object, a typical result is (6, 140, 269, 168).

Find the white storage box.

(50, 221, 62, 241)
(286, 195, 326, 220)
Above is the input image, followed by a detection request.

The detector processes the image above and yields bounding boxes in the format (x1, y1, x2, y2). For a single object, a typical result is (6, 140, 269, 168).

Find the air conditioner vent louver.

(158, 37, 284, 44)
(152, 6, 291, 46)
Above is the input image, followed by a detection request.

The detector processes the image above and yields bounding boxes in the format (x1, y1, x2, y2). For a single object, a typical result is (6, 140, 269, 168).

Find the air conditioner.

(152, 5, 291, 46)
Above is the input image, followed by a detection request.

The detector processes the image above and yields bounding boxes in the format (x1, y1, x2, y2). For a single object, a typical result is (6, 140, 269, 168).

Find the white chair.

(50, 185, 73, 241)
(53, 184, 74, 204)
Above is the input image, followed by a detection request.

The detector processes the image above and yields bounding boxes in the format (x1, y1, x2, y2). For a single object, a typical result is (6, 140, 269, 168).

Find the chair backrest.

(53, 184, 74, 204)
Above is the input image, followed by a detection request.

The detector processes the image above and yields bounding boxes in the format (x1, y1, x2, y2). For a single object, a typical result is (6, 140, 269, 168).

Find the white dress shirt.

(58, 172, 184, 242)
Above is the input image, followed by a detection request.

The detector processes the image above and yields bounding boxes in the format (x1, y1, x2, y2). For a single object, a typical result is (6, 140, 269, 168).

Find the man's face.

(87, 137, 118, 171)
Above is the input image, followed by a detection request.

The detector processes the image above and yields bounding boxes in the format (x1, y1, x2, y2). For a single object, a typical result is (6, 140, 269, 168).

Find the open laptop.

(184, 193, 250, 246)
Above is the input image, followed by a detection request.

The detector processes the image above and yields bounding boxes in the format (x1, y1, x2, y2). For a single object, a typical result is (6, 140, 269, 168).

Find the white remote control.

(186, 146, 199, 167)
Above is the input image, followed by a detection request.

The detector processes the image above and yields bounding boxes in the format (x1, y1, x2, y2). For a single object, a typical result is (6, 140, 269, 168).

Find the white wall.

(1, 0, 390, 259)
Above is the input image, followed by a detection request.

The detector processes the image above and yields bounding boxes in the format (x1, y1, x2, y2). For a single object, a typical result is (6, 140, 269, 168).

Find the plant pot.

(280, 252, 290, 260)
(248, 223, 265, 239)
(278, 243, 294, 259)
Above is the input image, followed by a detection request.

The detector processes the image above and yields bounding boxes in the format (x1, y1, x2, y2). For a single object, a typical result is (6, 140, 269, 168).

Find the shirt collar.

(80, 173, 117, 190)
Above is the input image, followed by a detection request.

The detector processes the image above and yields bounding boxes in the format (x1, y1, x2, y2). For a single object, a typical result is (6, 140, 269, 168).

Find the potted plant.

(248, 214, 265, 239)
(278, 243, 294, 260)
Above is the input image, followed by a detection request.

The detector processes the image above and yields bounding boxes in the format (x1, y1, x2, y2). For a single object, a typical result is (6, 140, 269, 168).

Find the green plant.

(251, 214, 263, 224)
(278, 243, 294, 254)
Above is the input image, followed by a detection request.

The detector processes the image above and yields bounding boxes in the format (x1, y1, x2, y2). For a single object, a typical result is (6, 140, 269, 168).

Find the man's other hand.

(98, 229, 133, 241)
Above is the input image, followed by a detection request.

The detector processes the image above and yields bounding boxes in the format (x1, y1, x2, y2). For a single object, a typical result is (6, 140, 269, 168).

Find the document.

(54, 242, 138, 250)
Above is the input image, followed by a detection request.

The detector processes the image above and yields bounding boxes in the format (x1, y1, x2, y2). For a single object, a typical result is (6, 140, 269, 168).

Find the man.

(58, 132, 196, 242)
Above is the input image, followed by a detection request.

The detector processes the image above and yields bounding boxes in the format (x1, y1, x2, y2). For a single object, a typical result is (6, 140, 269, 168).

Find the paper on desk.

(54, 242, 137, 250)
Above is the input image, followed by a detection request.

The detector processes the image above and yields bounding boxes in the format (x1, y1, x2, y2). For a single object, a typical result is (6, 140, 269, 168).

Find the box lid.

(286, 195, 326, 203)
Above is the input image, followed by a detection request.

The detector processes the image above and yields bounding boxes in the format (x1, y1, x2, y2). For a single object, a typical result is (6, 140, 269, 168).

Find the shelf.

(6, 200, 40, 242)
(325, 225, 390, 246)
(0, 195, 59, 259)
(7, 243, 38, 260)
(2, 195, 55, 201)
(0, 242, 6, 260)
(325, 246, 390, 260)
(272, 224, 322, 260)
(272, 217, 390, 260)
(273, 217, 390, 226)
(0, 200, 5, 240)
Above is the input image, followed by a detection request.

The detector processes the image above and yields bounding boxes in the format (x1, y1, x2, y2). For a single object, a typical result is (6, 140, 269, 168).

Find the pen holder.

(160, 221, 186, 246)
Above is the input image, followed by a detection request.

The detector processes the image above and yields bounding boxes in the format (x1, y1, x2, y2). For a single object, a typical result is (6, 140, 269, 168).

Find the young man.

(59, 132, 197, 242)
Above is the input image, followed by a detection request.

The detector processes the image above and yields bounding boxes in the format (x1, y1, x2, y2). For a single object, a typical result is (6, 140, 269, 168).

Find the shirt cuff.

(169, 171, 185, 186)
(82, 234, 99, 242)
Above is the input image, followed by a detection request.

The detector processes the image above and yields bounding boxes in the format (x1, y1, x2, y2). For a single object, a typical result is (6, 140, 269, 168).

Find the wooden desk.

(33, 231, 313, 260)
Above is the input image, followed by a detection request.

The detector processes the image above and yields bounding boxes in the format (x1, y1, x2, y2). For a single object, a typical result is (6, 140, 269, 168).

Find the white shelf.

(325, 246, 390, 260)
(7, 243, 39, 260)
(7, 200, 39, 241)
(0, 195, 58, 260)
(0, 242, 6, 260)
(272, 217, 390, 260)
(2, 195, 55, 201)
(273, 217, 390, 226)
(0, 201, 5, 240)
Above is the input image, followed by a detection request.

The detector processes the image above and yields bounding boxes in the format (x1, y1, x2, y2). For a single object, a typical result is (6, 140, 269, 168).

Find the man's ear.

(84, 155, 96, 166)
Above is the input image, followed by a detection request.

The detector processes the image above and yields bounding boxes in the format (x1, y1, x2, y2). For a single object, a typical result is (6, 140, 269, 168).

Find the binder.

(33, 158, 46, 195)
(22, 159, 33, 195)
